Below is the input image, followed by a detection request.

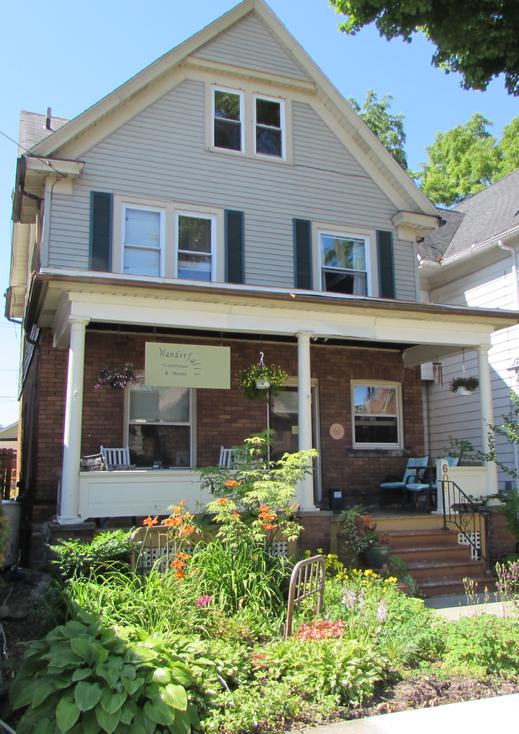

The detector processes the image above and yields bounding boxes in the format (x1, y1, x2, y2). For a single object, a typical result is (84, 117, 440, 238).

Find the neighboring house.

(6, 0, 516, 562)
(419, 170, 519, 488)
(0, 421, 18, 450)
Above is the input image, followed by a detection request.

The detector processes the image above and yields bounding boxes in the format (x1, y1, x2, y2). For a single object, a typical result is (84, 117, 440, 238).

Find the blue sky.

(0, 0, 517, 427)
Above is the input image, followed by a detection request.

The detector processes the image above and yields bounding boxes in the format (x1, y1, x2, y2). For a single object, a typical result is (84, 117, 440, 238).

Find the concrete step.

(392, 544, 473, 563)
(407, 559, 487, 580)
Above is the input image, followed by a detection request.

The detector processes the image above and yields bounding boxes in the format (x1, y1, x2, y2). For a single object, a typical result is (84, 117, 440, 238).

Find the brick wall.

(486, 508, 518, 562)
(24, 329, 425, 526)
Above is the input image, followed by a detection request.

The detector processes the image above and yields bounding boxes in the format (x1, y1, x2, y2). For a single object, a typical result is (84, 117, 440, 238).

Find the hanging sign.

(145, 342, 230, 389)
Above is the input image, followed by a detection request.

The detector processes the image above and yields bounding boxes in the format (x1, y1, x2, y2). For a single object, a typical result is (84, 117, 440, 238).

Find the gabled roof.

(24, 0, 438, 219)
(420, 168, 519, 262)
(19, 111, 68, 152)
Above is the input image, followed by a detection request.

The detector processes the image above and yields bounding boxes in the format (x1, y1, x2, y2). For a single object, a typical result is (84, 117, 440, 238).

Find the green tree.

(349, 90, 407, 169)
(330, 1, 519, 96)
(497, 117, 519, 178)
(418, 114, 501, 206)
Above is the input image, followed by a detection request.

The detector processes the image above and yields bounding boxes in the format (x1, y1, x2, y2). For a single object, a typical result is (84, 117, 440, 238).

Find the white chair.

(219, 446, 238, 469)
(100, 445, 131, 469)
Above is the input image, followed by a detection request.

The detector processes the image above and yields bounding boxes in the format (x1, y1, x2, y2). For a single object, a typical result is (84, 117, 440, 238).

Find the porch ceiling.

(27, 270, 518, 358)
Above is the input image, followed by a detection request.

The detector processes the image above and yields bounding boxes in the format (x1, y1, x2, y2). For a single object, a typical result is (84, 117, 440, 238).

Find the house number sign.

(145, 342, 230, 389)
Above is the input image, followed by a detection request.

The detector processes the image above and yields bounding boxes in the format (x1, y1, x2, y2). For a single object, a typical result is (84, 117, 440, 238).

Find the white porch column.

(297, 331, 316, 510)
(59, 318, 89, 523)
(478, 344, 498, 494)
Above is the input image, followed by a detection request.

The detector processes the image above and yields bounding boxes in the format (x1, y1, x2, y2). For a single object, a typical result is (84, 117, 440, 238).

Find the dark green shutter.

(376, 230, 395, 299)
(90, 192, 113, 271)
(293, 219, 312, 289)
(225, 209, 244, 283)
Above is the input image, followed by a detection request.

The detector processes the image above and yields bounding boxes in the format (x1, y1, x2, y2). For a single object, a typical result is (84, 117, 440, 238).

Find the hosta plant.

(10, 612, 211, 734)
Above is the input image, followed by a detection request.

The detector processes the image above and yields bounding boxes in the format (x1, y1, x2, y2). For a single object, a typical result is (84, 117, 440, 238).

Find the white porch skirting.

(78, 470, 212, 519)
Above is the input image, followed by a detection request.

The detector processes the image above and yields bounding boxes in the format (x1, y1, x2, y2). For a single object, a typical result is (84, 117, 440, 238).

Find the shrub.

(51, 530, 137, 578)
(441, 614, 519, 678)
(10, 612, 212, 734)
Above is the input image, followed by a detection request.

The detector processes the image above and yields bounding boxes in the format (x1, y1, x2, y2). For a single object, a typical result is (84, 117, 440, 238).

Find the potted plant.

(355, 514, 391, 569)
(336, 506, 378, 568)
(450, 376, 479, 395)
(95, 363, 139, 390)
(238, 361, 288, 400)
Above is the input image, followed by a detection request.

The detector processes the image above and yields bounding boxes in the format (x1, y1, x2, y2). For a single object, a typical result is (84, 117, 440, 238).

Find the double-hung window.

(122, 204, 164, 277)
(320, 232, 368, 295)
(128, 384, 193, 467)
(176, 213, 215, 281)
(352, 382, 402, 449)
(213, 88, 244, 152)
(254, 96, 284, 158)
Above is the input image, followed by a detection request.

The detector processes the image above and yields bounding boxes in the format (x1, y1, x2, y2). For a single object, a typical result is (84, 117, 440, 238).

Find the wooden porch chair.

(100, 445, 131, 470)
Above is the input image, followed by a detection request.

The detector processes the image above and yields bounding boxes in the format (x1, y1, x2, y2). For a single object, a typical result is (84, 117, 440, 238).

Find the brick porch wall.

(24, 328, 425, 527)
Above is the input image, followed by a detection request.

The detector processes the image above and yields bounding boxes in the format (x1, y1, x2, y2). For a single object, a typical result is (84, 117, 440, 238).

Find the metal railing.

(284, 554, 325, 639)
(439, 479, 488, 564)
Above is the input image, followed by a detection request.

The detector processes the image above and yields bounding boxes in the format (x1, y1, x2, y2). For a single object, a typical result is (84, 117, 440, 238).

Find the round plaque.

(329, 423, 345, 440)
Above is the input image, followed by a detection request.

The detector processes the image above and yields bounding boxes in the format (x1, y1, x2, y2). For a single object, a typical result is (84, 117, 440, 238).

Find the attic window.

(213, 88, 243, 152)
(254, 96, 284, 158)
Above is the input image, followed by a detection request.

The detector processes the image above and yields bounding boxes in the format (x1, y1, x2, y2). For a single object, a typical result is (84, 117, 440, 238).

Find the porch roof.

(26, 269, 518, 366)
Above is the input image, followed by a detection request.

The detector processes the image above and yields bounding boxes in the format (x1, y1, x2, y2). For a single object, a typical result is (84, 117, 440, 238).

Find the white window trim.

(125, 382, 197, 469)
(313, 224, 378, 297)
(174, 210, 217, 282)
(253, 94, 286, 160)
(211, 86, 245, 155)
(351, 380, 403, 450)
(121, 203, 166, 278)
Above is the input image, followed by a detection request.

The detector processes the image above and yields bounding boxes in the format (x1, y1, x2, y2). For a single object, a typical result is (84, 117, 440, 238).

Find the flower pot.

(454, 387, 472, 396)
(255, 378, 270, 390)
(364, 544, 390, 569)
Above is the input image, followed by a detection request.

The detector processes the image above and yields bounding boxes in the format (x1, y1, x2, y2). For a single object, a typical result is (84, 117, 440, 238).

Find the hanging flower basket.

(238, 363, 288, 400)
(450, 376, 479, 395)
(95, 363, 139, 390)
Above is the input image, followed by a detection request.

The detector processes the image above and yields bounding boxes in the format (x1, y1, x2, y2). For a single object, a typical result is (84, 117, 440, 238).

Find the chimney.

(45, 107, 52, 131)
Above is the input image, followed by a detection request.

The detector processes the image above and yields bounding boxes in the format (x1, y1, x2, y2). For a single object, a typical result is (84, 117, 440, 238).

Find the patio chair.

(379, 456, 429, 507)
(406, 455, 459, 510)
(100, 445, 131, 470)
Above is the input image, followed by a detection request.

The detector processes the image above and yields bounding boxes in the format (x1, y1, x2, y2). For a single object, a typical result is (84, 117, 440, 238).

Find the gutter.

(439, 224, 519, 270)
(497, 239, 519, 310)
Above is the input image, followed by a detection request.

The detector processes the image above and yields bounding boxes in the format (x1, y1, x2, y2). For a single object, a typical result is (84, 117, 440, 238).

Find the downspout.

(497, 239, 519, 487)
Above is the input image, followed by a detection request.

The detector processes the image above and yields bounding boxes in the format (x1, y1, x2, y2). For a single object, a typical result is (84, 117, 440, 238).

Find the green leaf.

(130, 645, 158, 662)
(122, 675, 144, 696)
(100, 688, 127, 714)
(122, 664, 136, 680)
(72, 668, 92, 682)
(10, 678, 38, 709)
(56, 696, 81, 733)
(169, 663, 194, 686)
(144, 699, 176, 726)
(32, 680, 57, 708)
(120, 699, 137, 725)
(95, 705, 121, 734)
(74, 681, 102, 712)
(172, 709, 192, 734)
(70, 637, 96, 665)
(151, 667, 171, 684)
(161, 684, 187, 711)
(82, 709, 101, 734)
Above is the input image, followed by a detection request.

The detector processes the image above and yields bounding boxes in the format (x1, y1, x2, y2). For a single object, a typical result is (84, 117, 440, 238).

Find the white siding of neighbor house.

(194, 12, 312, 81)
(427, 256, 519, 487)
(47, 79, 415, 299)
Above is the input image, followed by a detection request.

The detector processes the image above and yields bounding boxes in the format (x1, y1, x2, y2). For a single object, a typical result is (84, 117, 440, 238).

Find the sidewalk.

(290, 693, 519, 733)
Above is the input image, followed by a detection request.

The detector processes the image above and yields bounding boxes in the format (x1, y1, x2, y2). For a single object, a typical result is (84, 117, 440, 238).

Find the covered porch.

(32, 271, 516, 525)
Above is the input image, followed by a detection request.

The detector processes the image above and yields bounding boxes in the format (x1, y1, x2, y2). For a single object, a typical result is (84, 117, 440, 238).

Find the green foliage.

(450, 376, 479, 393)
(498, 489, 519, 542)
(349, 90, 407, 169)
(51, 530, 137, 578)
(238, 362, 287, 400)
(497, 118, 519, 177)
(0, 503, 10, 567)
(10, 612, 211, 734)
(255, 636, 384, 708)
(330, 1, 519, 95)
(336, 506, 377, 566)
(441, 615, 519, 678)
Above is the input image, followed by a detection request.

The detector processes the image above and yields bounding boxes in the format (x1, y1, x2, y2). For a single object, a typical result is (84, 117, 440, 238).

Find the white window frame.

(211, 86, 245, 154)
(120, 202, 166, 278)
(125, 382, 196, 469)
(253, 94, 286, 160)
(316, 227, 375, 297)
(174, 210, 217, 282)
(351, 380, 403, 450)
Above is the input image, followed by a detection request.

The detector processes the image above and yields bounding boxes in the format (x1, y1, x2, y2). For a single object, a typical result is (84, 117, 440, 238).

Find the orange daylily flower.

(179, 524, 195, 537)
(215, 497, 229, 506)
(143, 515, 159, 527)
(262, 522, 277, 531)
(231, 512, 241, 520)
(224, 479, 240, 487)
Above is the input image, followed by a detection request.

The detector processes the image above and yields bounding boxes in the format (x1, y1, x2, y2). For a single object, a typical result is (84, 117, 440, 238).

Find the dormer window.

(213, 88, 244, 152)
(254, 96, 284, 158)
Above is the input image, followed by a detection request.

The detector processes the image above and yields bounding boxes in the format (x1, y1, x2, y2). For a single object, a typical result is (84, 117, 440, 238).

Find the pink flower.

(195, 595, 214, 608)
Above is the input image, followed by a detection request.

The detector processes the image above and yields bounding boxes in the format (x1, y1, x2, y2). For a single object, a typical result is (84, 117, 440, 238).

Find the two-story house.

(6, 0, 516, 562)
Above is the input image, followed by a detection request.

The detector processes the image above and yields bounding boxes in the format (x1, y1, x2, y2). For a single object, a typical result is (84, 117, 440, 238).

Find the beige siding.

(195, 12, 311, 81)
(48, 79, 413, 296)
(427, 258, 519, 486)
(394, 240, 417, 301)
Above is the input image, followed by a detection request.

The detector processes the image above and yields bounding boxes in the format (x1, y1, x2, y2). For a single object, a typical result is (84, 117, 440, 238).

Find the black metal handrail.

(439, 479, 488, 564)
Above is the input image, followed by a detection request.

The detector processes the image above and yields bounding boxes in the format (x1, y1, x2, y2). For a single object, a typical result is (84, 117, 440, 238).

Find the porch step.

(406, 559, 487, 580)
(393, 545, 472, 563)
(419, 575, 495, 598)
(386, 528, 460, 548)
